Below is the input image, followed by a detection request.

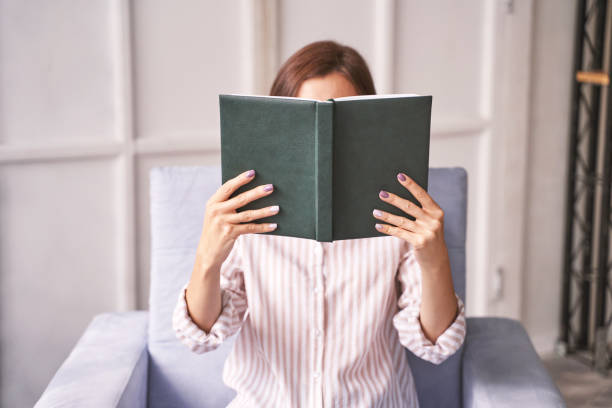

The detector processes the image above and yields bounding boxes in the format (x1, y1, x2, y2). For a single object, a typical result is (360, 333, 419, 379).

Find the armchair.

(35, 166, 565, 407)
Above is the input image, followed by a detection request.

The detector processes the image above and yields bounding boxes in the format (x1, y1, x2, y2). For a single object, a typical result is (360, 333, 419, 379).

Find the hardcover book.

(219, 93, 432, 242)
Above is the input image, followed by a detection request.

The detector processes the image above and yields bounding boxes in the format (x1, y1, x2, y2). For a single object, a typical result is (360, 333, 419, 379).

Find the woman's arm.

(172, 169, 278, 353)
(183, 169, 277, 332)
(173, 236, 248, 354)
(185, 248, 224, 333)
(418, 248, 458, 343)
(374, 171, 463, 343)
(392, 246, 466, 364)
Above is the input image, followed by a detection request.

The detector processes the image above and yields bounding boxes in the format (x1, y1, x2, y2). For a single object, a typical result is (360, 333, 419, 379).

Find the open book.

(219, 93, 432, 242)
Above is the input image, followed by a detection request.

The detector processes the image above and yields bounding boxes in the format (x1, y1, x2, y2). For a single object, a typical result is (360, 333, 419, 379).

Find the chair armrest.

(35, 311, 149, 408)
(462, 317, 565, 407)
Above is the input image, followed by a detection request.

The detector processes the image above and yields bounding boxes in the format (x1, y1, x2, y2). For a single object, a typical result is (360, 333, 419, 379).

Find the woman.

(173, 40, 466, 407)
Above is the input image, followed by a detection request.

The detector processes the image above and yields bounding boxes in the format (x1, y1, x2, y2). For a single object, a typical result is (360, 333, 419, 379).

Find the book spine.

(315, 101, 334, 242)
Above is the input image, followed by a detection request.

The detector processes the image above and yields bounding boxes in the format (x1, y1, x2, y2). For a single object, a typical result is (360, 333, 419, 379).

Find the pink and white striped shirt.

(172, 232, 466, 408)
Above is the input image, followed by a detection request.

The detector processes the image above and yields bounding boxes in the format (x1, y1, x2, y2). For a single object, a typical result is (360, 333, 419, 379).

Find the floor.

(541, 352, 612, 407)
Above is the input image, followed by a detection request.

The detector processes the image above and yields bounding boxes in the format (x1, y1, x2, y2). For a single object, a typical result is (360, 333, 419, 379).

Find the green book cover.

(219, 93, 432, 242)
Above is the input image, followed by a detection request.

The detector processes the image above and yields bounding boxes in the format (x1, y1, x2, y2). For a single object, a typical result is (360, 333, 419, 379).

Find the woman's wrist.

(193, 251, 221, 281)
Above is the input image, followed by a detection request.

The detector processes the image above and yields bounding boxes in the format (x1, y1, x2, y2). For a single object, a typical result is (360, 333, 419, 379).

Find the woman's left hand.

(372, 172, 449, 274)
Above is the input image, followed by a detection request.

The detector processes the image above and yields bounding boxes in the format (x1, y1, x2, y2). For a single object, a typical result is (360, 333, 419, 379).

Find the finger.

(396, 172, 439, 211)
(374, 222, 420, 245)
(225, 205, 280, 223)
(232, 222, 278, 236)
(219, 183, 274, 212)
(378, 189, 426, 220)
(372, 208, 425, 233)
(209, 169, 256, 204)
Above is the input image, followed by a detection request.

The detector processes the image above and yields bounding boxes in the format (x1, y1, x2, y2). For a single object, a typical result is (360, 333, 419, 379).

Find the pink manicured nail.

(264, 184, 274, 192)
(269, 205, 279, 213)
(375, 223, 383, 230)
(245, 169, 255, 178)
(373, 209, 382, 217)
(397, 173, 406, 182)
(379, 190, 389, 198)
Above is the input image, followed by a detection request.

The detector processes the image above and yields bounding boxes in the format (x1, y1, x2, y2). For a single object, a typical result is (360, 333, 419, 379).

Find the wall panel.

(278, 0, 375, 72)
(395, 0, 485, 122)
(0, 159, 119, 407)
(0, 0, 117, 145)
(131, 1, 245, 140)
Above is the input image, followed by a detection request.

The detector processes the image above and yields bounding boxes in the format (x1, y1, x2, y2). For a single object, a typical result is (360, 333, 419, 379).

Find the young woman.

(173, 40, 466, 408)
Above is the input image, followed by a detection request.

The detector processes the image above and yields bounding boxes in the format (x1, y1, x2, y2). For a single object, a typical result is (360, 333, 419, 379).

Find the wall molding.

(486, 0, 535, 319)
(113, 0, 137, 311)
(134, 134, 220, 155)
(0, 117, 488, 165)
(241, 0, 279, 95)
(373, 0, 396, 94)
(0, 141, 123, 163)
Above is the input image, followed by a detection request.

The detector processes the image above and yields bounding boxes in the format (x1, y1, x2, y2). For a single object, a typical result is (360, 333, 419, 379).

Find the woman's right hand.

(185, 169, 276, 333)
(196, 169, 279, 271)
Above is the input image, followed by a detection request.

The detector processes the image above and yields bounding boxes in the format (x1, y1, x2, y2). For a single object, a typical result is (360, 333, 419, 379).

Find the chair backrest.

(147, 165, 467, 408)
(405, 167, 467, 408)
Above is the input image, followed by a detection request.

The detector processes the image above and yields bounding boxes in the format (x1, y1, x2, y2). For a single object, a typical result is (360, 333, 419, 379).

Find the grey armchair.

(35, 166, 565, 408)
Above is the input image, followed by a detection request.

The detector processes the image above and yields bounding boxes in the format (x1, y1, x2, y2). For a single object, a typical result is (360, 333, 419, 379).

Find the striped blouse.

(172, 232, 466, 408)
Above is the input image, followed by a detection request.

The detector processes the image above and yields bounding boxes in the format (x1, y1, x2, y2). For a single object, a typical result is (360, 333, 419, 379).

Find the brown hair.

(269, 40, 376, 97)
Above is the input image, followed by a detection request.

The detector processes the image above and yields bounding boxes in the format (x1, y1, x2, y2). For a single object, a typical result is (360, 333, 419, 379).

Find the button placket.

(311, 242, 325, 408)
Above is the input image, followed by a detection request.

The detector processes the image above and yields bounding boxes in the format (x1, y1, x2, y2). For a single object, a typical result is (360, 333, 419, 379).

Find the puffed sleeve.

(172, 234, 248, 354)
(392, 243, 466, 365)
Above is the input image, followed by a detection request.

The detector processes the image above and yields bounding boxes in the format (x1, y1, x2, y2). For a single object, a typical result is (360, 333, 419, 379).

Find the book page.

(221, 93, 422, 102)
(222, 93, 323, 102)
(332, 93, 420, 101)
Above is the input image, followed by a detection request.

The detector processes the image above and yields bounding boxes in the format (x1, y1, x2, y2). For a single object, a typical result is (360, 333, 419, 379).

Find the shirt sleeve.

(172, 234, 248, 354)
(392, 242, 466, 365)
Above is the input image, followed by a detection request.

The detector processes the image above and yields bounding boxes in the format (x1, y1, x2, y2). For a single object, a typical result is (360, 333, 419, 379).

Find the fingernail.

(246, 169, 255, 178)
(268, 223, 277, 229)
(375, 223, 383, 230)
(397, 173, 406, 182)
(379, 190, 389, 198)
(264, 184, 273, 192)
(269, 205, 279, 213)
(373, 209, 382, 217)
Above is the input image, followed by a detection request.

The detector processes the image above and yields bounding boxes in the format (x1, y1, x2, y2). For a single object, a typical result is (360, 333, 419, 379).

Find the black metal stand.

(559, 0, 612, 375)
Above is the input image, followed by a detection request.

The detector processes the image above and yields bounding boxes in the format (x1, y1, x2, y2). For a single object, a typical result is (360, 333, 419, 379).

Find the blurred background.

(1, 0, 610, 406)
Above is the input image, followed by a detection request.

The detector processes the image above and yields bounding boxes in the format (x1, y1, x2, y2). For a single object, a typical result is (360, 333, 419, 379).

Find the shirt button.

(314, 246, 322, 256)
(313, 286, 320, 294)
(313, 371, 320, 380)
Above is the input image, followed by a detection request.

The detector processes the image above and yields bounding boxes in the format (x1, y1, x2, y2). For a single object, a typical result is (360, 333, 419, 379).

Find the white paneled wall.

(523, 0, 575, 353)
(0, 1, 553, 406)
(279, 1, 375, 68)
(395, 1, 486, 121)
(0, 1, 117, 145)
(0, 1, 250, 405)
(132, 2, 245, 140)
(394, 0, 493, 316)
(0, 1, 123, 406)
(0, 159, 120, 404)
